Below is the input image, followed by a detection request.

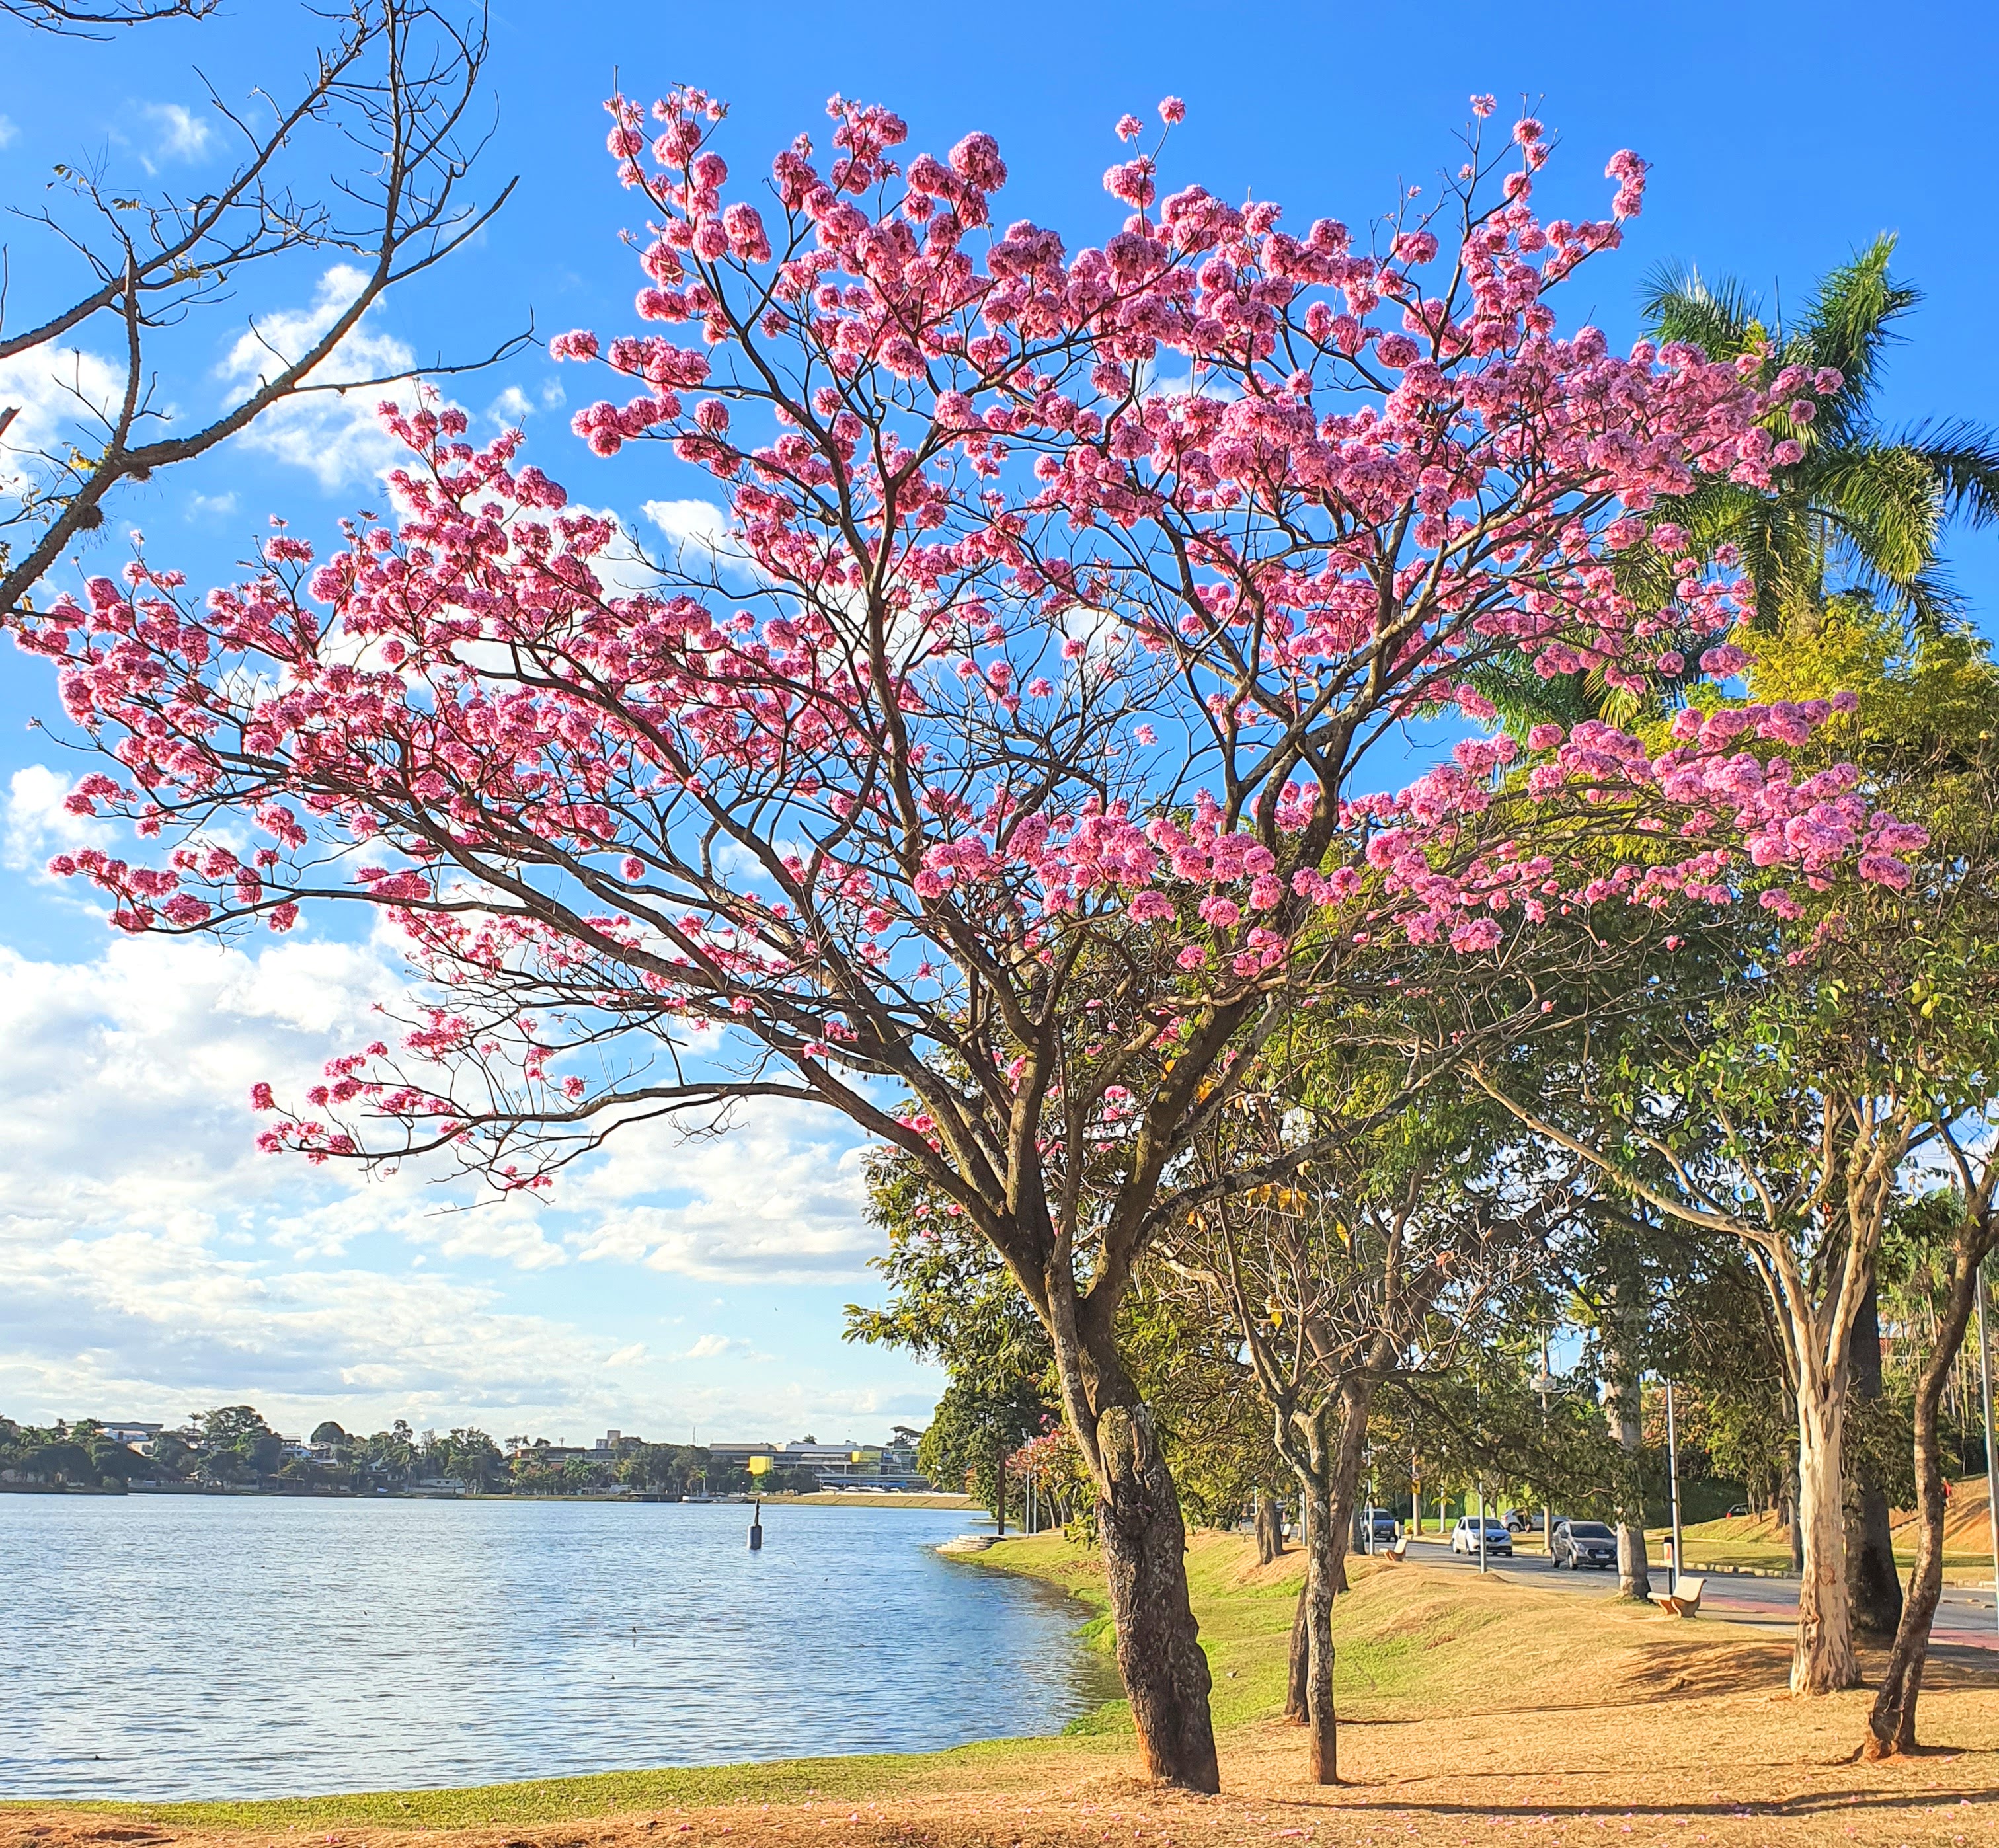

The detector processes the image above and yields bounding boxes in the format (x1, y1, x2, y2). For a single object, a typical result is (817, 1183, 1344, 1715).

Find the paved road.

(1386, 1534, 1999, 1659)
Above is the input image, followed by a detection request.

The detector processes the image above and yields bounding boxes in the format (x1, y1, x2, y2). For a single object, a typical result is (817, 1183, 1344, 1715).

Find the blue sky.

(1, 0, 1993, 1444)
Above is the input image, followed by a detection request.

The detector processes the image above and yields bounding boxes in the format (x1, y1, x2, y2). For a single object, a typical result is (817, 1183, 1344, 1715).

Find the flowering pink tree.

(15, 90, 1918, 1788)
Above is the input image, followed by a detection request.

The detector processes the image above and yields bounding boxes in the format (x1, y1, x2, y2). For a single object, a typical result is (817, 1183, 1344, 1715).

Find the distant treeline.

(0, 1408, 806, 1496)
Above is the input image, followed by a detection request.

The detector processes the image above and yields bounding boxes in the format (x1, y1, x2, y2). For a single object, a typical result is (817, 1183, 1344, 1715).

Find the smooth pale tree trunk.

(1865, 1222, 1996, 1755)
(1604, 1286, 1652, 1601)
(1793, 1381, 1860, 1693)
(1845, 1281, 1904, 1638)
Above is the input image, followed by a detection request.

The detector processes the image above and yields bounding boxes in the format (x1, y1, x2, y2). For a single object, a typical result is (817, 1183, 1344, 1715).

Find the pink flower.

(250, 1083, 277, 1112)
(1115, 113, 1144, 143)
(549, 330, 600, 362)
(1528, 723, 1565, 751)
(1197, 895, 1241, 930)
(948, 131, 1007, 191)
(1470, 94, 1497, 118)
(1450, 917, 1504, 953)
(1128, 891, 1175, 923)
(1175, 944, 1208, 970)
(1158, 96, 1185, 126)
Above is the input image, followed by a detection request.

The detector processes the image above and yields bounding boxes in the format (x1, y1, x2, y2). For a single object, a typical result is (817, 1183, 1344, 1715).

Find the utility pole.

(1477, 1480, 1488, 1574)
(1977, 1262, 1999, 1630)
(1665, 1378, 1684, 1596)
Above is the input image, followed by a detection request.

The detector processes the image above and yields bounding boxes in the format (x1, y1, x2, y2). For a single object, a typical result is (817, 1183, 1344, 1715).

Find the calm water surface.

(1, 1496, 1115, 1801)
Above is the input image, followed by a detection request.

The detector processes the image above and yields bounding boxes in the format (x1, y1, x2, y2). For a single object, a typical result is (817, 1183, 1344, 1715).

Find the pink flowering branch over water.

(14, 93, 1918, 1237)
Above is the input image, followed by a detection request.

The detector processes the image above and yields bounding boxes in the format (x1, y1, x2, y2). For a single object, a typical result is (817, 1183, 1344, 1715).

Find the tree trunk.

(1865, 1218, 1995, 1756)
(1285, 1574, 1309, 1722)
(1256, 1493, 1284, 1565)
(1092, 1400, 1220, 1792)
(1793, 1381, 1860, 1693)
(1845, 1280, 1904, 1637)
(1604, 1295, 1651, 1601)
(1300, 1467, 1338, 1784)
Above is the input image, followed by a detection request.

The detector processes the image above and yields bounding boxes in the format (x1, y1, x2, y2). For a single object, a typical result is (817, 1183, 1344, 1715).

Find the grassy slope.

(1646, 1473, 1997, 1574)
(22, 1533, 1762, 1833)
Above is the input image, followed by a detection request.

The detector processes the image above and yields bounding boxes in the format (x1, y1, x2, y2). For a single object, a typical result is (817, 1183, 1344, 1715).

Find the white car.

(1449, 1515, 1513, 1557)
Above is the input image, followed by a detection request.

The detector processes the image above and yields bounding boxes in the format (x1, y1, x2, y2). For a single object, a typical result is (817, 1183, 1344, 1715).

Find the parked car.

(1550, 1518, 1619, 1569)
(1726, 1504, 1750, 1518)
(1361, 1506, 1399, 1545)
(1449, 1515, 1513, 1557)
(1501, 1508, 1545, 1533)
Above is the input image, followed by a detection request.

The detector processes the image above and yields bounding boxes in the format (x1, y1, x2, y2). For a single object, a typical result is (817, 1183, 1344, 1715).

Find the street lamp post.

(1665, 1378, 1684, 1597)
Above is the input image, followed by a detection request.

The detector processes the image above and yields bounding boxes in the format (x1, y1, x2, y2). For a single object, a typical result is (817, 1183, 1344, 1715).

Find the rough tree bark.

(1277, 1380, 1372, 1779)
(1845, 1280, 1904, 1637)
(1865, 1217, 1999, 1755)
(1256, 1493, 1285, 1566)
(1081, 1325, 1218, 1794)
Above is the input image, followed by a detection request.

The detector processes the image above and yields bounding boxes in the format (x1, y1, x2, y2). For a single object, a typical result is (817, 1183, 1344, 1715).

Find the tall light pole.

(1665, 1378, 1684, 1596)
(1977, 1260, 1999, 1630)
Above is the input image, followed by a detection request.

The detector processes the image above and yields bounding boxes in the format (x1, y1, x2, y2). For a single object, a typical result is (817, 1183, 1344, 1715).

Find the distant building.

(97, 1421, 165, 1447)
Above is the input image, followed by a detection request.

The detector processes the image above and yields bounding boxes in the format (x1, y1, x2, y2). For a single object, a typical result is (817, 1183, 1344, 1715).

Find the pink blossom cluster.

(5, 93, 1916, 1182)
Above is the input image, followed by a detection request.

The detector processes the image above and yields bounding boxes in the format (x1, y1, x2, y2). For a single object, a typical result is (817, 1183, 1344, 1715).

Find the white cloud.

(486, 385, 534, 427)
(0, 116, 19, 151)
(219, 264, 419, 490)
(141, 101, 213, 166)
(567, 1101, 877, 1282)
(184, 490, 239, 520)
(5, 765, 102, 872)
(0, 344, 126, 484)
(0, 916, 917, 1434)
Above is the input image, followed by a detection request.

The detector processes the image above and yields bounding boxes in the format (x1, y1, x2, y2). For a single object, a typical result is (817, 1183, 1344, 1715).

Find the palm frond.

(1638, 262, 1764, 362)
(1886, 417, 1999, 529)
(1797, 235, 1918, 434)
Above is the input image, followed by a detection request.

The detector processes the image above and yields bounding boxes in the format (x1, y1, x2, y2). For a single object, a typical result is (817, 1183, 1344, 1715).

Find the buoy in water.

(748, 1498, 764, 1551)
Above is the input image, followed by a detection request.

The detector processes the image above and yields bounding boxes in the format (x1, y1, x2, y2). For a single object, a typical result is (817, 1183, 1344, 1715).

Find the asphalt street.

(1386, 1533, 1999, 1661)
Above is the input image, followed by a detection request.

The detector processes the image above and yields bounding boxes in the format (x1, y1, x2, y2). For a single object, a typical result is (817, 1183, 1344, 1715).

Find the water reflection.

(1, 1496, 1117, 1800)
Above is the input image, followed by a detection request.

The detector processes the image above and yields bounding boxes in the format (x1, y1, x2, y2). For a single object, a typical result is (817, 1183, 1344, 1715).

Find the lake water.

(1, 1496, 1115, 1802)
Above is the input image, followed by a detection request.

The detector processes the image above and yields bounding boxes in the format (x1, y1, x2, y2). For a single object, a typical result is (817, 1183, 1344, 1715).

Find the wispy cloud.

(219, 264, 418, 490)
(0, 116, 19, 151)
(140, 101, 212, 169)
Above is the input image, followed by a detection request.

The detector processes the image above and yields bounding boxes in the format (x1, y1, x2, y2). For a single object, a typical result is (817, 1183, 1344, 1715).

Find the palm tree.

(1464, 237, 1999, 738)
(1641, 235, 1999, 635)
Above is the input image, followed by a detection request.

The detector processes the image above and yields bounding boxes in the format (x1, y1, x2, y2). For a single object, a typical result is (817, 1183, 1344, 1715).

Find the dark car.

(1362, 1507, 1399, 1545)
(1551, 1518, 1618, 1569)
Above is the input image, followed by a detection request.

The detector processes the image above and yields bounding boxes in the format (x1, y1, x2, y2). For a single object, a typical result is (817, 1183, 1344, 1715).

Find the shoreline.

(7, 1533, 1994, 1846)
(0, 1484, 974, 1508)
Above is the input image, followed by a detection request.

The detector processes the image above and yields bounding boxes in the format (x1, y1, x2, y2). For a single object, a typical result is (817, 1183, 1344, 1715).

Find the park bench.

(1378, 1534, 1410, 1564)
(1654, 1575, 1704, 1618)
